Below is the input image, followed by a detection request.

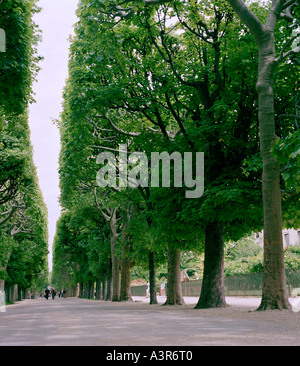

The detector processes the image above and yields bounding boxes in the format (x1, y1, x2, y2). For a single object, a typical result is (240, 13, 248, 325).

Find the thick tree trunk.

(101, 271, 106, 301)
(195, 222, 226, 309)
(110, 211, 120, 302)
(164, 246, 185, 306)
(105, 259, 112, 301)
(120, 244, 132, 301)
(149, 251, 158, 304)
(256, 33, 290, 310)
(95, 278, 101, 300)
(120, 206, 133, 302)
(227, 0, 292, 311)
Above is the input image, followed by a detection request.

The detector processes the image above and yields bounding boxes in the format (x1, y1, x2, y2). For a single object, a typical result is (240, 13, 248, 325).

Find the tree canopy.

(53, 0, 299, 309)
(0, 0, 48, 297)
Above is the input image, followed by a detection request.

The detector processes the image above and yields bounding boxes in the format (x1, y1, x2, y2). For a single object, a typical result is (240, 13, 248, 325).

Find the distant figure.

(146, 282, 150, 298)
(51, 289, 56, 300)
(45, 288, 50, 300)
(62, 288, 67, 298)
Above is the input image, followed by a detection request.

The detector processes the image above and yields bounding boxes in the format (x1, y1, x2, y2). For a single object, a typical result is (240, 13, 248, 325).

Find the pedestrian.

(45, 288, 50, 300)
(146, 281, 150, 298)
(51, 288, 56, 300)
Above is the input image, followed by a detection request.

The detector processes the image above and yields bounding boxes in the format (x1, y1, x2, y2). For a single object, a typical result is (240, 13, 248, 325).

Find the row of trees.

(53, 0, 299, 310)
(0, 0, 49, 300)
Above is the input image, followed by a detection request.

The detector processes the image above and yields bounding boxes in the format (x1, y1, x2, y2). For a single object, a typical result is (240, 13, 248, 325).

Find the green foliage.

(0, 0, 41, 115)
(0, 1, 48, 292)
(224, 237, 300, 276)
(54, 0, 299, 293)
(273, 130, 300, 193)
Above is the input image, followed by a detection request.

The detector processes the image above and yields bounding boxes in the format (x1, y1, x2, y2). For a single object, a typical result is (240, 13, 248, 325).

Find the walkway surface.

(0, 296, 299, 346)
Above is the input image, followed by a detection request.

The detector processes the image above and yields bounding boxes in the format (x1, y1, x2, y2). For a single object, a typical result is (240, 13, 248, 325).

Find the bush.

(224, 246, 300, 276)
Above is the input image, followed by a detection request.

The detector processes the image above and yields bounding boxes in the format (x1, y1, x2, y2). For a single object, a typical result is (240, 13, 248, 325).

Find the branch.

(102, 114, 141, 137)
(0, 203, 27, 227)
(227, 0, 265, 41)
(0, 206, 17, 226)
(102, 0, 172, 20)
(164, 92, 196, 151)
(280, 0, 298, 12)
(90, 145, 130, 154)
(275, 32, 299, 62)
(279, 4, 295, 22)
(93, 187, 111, 222)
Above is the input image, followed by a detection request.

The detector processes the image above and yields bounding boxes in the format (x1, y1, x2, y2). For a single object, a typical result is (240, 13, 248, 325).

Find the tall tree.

(227, 0, 299, 310)
(0, 0, 41, 115)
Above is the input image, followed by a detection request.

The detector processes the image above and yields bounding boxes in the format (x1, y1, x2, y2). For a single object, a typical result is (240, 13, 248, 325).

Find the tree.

(227, 0, 299, 310)
(0, 0, 41, 116)
(0, 113, 48, 296)
(92, 0, 264, 308)
(0, 1, 47, 298)
(57, 0, 298, 310)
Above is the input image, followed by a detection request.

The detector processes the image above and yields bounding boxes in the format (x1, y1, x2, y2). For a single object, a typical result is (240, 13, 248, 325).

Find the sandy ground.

(0, 296, 299, 346)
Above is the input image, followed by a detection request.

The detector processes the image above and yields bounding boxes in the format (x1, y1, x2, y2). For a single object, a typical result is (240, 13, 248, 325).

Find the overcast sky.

(28, 0, 79, 271)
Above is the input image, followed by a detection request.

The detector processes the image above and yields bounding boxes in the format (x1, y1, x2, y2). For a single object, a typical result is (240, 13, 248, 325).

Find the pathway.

(0, 297, 299, 346)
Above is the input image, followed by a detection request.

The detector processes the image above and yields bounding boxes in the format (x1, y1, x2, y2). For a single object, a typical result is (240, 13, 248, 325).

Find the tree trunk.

(95, 278, 101, 300)
(195, 222, 227, 309)
(120, 206, 133, 302)
(110, 210, 120, 302)
(105, 259, 112, 301)
(256, 33, 290, 310)
(120, 244, 132, 301)
(149, 251, 158, 304)
(164, 246, 185, 306)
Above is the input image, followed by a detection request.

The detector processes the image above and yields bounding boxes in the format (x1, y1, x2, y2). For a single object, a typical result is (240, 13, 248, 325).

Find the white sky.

(28, 0, 79, 272)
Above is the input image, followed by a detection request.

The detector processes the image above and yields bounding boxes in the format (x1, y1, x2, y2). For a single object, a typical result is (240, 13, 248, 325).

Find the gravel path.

(0, 297, 299, 346)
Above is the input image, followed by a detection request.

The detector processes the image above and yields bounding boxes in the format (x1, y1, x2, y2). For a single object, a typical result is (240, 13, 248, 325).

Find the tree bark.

(105, 259, 112, 301)
(256, 32, 290, 310)
(195, 222, 227, 309)
(110, 210, 120, 302)
(120, 244, 132, 301)
(228, 0, 291, 311)
(119, 205, 133, 302)
(95, 278, 102, 300)
(164, 246, 185, 306)
(149, 251, 158, 304)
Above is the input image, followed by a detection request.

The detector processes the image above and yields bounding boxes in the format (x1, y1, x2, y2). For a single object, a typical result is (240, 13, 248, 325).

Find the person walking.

(51, 288, 56, 300)
(45, 288, 50, 300)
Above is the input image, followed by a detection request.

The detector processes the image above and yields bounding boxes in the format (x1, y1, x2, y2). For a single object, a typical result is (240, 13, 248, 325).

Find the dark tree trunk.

(95, 278, 102, 300)
(105, 259, 112, 301)
(164, 246, 184, 306)
(120, 245, 132, 301)
(149, 251, 158, 305)
(195, 222, 227, 309)
(110, 210, 120, 302)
